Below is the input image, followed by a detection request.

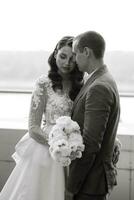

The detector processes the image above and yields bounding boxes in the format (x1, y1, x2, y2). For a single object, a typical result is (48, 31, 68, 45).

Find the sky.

(0, 0, 134, 51)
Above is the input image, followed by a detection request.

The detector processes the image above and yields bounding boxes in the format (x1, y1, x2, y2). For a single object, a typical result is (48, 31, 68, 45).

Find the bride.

(0, 36, 84, 200)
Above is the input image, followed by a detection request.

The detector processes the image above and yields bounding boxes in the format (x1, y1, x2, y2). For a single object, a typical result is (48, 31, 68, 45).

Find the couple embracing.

(0, 31, 121, 200)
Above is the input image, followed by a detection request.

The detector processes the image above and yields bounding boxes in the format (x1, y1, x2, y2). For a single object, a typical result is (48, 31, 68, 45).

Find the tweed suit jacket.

(67, 65, 120, 195)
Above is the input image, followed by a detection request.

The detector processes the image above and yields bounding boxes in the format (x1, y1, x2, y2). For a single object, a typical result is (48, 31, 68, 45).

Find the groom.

(65, 31, 120, 200)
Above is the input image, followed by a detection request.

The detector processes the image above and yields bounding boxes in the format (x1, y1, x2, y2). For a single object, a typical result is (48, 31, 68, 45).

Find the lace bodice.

(28, 75, 73, 140)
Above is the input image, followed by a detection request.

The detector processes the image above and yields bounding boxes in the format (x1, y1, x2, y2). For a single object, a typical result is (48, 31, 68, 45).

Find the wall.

(109, 134, 134, 200)
(0, 128, 27, 191)
(0, 129, 134, 200)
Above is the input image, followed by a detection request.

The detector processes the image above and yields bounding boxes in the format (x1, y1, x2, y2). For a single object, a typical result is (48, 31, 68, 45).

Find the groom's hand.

(65, 189, 74, 200)
(70, 151, 77, 160)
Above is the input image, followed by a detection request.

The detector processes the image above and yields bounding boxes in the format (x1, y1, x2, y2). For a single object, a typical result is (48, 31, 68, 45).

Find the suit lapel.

(72, 65, 107, 113)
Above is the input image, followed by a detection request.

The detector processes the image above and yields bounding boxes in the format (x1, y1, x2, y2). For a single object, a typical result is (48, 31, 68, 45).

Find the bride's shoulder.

(36, 74, 49, 85)
(32, 75, 52, 94)
(35, 75, 52, 88)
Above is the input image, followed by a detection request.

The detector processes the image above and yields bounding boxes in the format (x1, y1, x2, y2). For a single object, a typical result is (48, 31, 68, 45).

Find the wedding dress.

(0, 75, 73, 200)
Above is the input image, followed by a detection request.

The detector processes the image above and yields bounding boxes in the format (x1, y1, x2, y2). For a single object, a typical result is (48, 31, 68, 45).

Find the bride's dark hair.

(48, 36, 84, 101)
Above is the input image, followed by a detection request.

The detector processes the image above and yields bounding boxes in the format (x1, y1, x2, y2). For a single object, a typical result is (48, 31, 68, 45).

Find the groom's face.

(72, 40, 87, 72)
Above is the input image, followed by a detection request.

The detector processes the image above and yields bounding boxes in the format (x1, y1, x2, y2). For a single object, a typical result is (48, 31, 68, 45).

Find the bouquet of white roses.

(48, 116, 85, 166)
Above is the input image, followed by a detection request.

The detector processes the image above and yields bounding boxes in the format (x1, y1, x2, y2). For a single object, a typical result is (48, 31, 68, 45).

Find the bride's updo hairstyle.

(48, 36, 84, 101)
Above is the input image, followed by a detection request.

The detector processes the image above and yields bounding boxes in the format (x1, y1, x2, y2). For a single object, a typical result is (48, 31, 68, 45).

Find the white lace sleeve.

(28, 75, 48, 144)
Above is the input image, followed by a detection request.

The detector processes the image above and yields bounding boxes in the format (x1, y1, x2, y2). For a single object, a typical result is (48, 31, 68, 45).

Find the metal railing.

(0, 89, 134, 97)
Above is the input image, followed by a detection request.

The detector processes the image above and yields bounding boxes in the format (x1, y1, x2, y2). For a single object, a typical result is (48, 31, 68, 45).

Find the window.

(0, 0, 134, 133)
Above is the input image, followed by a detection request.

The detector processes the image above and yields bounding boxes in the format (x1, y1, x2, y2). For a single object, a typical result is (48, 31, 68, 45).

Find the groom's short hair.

(75, 31, 105, 59)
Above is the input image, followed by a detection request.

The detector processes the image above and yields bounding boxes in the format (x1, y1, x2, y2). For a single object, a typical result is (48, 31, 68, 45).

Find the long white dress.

(0, 75, 73, 200)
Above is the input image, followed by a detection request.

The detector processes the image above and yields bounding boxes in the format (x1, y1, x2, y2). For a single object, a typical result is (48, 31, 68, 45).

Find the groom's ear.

(83, 47, 92, 58)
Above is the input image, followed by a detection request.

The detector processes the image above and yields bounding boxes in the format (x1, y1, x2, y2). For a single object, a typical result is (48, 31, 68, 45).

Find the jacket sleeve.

(67, 84, 113, 194)
(28, 76, 48, 144)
